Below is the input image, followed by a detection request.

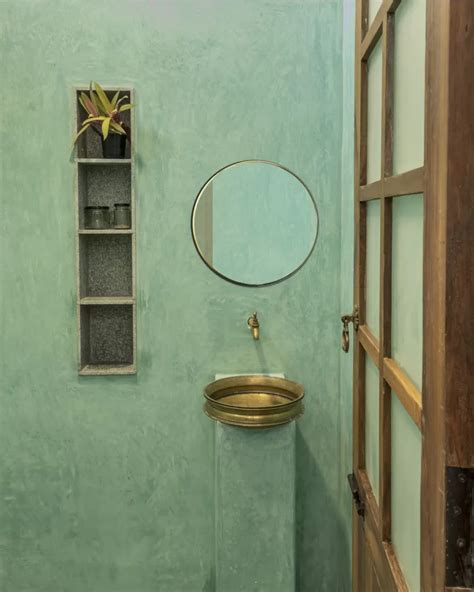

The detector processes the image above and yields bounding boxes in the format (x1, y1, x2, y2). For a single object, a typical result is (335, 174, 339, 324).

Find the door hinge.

(341, 305, 359, 353)
(445, 466, 473, 588)
(347, 472, 365, 518)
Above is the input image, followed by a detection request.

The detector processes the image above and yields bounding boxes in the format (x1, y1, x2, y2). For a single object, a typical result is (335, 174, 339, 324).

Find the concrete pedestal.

(215, 422, 296, 592)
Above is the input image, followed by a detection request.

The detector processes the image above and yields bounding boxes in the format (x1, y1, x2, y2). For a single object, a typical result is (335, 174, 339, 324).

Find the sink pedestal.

(215, 422, 296, 592)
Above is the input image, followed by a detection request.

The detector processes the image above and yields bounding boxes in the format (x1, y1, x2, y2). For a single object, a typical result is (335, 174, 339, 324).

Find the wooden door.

(350, 1, 473, 591)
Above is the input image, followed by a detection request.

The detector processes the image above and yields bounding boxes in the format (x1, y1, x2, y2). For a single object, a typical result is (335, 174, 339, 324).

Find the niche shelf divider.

(74, 85, 136, 375)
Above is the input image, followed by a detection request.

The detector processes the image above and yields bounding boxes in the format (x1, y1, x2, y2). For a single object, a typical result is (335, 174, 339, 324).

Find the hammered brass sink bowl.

(203, 375, 304, 428)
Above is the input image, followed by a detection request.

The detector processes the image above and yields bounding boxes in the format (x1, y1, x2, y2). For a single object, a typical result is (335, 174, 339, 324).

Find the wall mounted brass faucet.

(247, 312, 260, 340)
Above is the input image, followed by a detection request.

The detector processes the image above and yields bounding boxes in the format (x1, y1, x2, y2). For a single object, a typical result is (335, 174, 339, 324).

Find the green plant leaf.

(84, 116, 106, 123)
(110, 120, 126, 135)
(94, 94, 106, 113)
(80, 93, 99, 116)
(89, 88, 106, 115)
(89, 83, 102, 113)
(94, 82, 113, 113)
(111, 90, 120, 108)
(78, 94, 87, 111)
(115, 95, 129, 109)
(118, 103, 134, 112)
(73, 122, 91, 144)
(102, 117, 111, 139)
(79, 94, 91, 114)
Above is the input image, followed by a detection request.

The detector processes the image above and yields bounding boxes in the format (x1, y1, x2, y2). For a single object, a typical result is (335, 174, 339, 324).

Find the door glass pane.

(366, 200, 380, 337)
(365, 356, 379, 501)
(391, 393, 421, 591)
(368, 0, 383, 26)
(367, 41, 382, 183)
(393, 0, 426, 174)
(391, 195, 423, 388)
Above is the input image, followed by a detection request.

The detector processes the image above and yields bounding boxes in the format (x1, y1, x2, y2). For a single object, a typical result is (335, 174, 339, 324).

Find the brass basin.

(203, 375, 304, 428)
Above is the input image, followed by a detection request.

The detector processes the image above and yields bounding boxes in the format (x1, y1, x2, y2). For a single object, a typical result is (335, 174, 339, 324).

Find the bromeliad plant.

(74, 82, 134, 148)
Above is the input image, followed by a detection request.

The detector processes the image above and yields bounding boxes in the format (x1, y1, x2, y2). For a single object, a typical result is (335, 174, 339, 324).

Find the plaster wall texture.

(0, 0, 349, 590)
(215, 423, 296, 592)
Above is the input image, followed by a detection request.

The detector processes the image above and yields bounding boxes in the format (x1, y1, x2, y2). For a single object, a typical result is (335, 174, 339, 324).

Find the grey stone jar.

(112, 203, 131, 229)
(84, 206, 110, 229)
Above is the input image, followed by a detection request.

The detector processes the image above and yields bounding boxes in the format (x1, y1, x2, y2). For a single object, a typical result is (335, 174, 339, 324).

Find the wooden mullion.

(361, 0, 386, 61)
(355, 196, 367, 473)
(359, 181, 382, 202)
(382, 14, 394, 180)
(354, 0, 368, 475)
(361, 0, 402, 61)
(384, 166, 424, 197)
(378, 12, 394, 544)
(361, 16, 383, 62)
(356, 346, 367, 474)
(378, 196, 392, 542)
(360, 167, 424, 201)
(359, 63, 368, 187)
(359, 324, 380, 368)
(422, 0, 449, 589)
(353, 4, 367, 591)
(361, 0, 369, 38)
(383, 358, 422, 430)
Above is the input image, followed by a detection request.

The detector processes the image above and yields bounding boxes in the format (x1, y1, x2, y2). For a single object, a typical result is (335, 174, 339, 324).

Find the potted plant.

(74, 82, 134, 158)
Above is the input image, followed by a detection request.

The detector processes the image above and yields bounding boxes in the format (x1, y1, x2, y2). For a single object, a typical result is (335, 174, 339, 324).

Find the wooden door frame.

(352, 1, 474, 591)
(422, 1, 474, 591)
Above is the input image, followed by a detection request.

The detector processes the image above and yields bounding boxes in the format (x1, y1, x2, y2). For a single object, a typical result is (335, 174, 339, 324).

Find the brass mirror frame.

(190, 159, 320, 288)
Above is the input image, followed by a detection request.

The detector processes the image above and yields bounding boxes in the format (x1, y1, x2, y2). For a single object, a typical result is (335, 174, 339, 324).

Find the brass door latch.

(341, 305, 359, 353)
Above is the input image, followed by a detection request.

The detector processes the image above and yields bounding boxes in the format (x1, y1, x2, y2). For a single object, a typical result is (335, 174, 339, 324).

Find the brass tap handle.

(247, 312, 260, 340)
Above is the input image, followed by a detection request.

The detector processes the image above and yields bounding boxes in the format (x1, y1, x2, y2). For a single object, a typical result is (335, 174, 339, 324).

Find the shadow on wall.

(296, 428, 350, 592)
(201, 566, 215, 592)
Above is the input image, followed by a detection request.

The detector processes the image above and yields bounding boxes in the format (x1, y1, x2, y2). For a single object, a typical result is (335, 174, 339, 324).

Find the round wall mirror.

(191, 160, 319, 287)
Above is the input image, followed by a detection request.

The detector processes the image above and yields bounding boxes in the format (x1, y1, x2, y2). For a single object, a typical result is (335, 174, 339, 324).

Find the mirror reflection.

(191, 160, 319, 286)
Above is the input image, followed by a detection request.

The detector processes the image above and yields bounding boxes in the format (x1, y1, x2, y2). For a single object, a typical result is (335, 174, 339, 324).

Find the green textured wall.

(338, 2, 355, 589)
(0, 1, 347, 590)
(215, 423, 296, 591)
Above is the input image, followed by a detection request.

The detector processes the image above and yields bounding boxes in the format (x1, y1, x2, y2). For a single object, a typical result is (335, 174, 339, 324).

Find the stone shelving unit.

(75, 86, 136, 375)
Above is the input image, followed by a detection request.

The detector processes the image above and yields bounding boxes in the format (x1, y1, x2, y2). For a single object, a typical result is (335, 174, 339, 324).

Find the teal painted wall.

(0, 1, 348, 590)
(338, 2, 355, 589)
(215, 423, 296, 591)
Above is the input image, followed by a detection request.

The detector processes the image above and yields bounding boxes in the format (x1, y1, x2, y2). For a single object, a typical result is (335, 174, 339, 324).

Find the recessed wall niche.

(75, 86, 136, 375)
